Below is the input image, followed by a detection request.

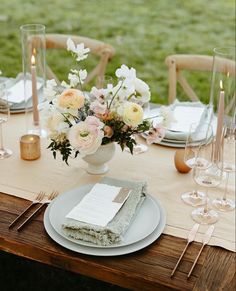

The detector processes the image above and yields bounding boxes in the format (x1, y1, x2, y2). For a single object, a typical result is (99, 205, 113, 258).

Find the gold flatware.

(171, 223, 199, 277)
(17, 191, 58, 231)
(187, 225, 215, 279)
(9, 191, 45, 228)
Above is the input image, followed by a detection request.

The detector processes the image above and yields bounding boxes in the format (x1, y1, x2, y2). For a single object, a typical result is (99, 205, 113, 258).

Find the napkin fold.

(164, 101, 209, 141)
(62, 177, 147, 246)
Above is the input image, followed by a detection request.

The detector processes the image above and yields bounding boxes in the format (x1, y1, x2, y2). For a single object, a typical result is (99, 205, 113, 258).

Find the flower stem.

(108, 80, 124, 110)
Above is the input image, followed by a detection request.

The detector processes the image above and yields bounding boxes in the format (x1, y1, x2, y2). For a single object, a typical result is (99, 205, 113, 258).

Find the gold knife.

(171, 223, 200, 277)
(187, 225, 215, 279)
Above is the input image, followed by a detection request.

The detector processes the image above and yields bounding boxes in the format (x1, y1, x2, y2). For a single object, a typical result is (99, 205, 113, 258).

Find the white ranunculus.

(46, 113, 69, 133)
(122, 102, 144, 127)
(68, 119, 104, 157)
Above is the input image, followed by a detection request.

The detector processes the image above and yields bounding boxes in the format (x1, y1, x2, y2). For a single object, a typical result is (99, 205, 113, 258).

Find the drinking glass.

(212, 125, 235, 211)
(0, 83, 12, 159)
(192, 164, 222, 224)
(181, 122, 213, 206)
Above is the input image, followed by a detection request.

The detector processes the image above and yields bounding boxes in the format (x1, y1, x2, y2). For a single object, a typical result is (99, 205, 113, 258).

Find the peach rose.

(58, 89, 85, 109)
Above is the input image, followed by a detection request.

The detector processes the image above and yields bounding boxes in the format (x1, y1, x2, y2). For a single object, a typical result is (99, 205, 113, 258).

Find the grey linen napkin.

(62, 177, 147, 246)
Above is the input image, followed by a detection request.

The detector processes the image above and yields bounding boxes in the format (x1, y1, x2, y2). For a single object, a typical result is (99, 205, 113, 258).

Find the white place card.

(6, 79, 42, 104)
(65, 183, 131, 227)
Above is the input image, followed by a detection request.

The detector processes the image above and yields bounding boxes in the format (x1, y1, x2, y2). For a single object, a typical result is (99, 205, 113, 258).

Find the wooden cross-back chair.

(165, 54, 235, 105)
(30, 34, 115, 87)
(45, 34, 115, 87)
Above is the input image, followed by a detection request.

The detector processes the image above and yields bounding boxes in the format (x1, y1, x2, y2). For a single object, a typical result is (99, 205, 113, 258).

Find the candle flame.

(31, 48, 36, 65)
(220, 80, 223, 90)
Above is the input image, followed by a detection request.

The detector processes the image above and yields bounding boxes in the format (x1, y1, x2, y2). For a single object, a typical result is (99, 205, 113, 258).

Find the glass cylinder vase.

(20, 24, 46, 137)
(210, 46, 235, 161)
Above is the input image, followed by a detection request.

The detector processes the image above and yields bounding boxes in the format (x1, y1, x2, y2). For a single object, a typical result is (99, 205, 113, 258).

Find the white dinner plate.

(44, 196, 166, 256)
(48, 184, 161, 248)
(140, 133, 186, 148)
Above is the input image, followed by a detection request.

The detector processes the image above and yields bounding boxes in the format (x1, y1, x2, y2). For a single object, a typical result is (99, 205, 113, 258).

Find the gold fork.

(17, 191, 59, 231)
(9, 191, 45, 228)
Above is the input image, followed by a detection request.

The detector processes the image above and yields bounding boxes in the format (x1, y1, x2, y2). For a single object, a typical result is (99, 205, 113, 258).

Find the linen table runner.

(0, 113, 235, 252)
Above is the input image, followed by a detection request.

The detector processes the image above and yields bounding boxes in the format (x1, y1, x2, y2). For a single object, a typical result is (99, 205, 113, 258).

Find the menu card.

(66, 183, 131, 227)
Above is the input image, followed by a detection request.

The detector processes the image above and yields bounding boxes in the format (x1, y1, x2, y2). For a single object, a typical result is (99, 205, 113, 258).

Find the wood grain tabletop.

(0, 192, 235, 291)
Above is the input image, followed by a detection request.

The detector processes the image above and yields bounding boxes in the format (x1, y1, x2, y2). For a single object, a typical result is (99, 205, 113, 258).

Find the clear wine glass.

(181, 122, 213, 206)
(191, 163, 222, 224)
(0, 83, 12, 159)
(212, 125, 235, 211)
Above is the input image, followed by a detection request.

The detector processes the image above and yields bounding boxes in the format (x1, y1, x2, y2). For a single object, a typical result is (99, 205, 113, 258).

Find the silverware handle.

(171, 242, 189, 277)
(187, 244, 204, 279)
(9, 202, 35, 228)
(17, 203, 46, 231)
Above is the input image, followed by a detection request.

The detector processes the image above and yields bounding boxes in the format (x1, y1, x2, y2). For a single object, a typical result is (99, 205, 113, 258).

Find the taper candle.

(31, 50, 39, 126)
(214, 80, 225, 161)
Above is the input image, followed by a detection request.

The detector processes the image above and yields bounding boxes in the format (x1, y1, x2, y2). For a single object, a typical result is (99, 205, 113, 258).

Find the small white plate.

(44, 196, 166, 256)
(48, 184, 161, 248)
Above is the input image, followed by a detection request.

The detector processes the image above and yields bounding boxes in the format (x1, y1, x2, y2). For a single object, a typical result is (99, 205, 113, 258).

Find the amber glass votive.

(20, 134, 41, 160)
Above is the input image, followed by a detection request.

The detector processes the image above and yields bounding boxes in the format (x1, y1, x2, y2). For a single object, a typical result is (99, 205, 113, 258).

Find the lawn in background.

(0, 0, 235, 104)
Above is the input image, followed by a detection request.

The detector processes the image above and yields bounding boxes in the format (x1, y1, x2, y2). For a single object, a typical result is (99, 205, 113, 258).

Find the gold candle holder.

(20, 134, 41, 160)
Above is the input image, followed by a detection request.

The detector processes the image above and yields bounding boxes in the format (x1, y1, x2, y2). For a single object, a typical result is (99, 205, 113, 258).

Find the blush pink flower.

(68, 117, 104, 156)
(146, 125, 165, 145)
(90, 100, 107, 115)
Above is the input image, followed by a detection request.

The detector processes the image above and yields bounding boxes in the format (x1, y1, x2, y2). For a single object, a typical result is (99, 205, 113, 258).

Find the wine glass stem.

(0, 122, 4, 150)
(192, 166, 199, 197)
(203, 189, 209, 214)
(223, 172, 230, 201)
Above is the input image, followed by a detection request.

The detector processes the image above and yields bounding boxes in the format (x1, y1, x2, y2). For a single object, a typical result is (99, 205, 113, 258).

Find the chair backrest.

(165, 54, 235, 104)
(44, 34, 115, 87)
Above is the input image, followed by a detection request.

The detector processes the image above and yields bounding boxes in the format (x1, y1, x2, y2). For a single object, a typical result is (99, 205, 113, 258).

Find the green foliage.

(47, 138, 72, 165)
(0, 0, 235, 104)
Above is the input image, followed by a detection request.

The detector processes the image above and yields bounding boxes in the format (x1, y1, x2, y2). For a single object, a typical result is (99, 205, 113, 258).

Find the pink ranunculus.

(85, 115, 104, 129)
(146, 125, 165, 145)
(90, 100, 107, 116)
(68, 120, 104, 156)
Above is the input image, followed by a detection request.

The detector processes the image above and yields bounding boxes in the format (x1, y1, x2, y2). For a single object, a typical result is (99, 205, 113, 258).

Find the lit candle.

(31, 49, 39, 126)
(20, 134, 41, 160)
(214, 80, 225, 161)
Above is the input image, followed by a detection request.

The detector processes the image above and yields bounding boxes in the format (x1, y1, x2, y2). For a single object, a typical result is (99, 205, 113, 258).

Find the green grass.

(0, 0, 235, 104)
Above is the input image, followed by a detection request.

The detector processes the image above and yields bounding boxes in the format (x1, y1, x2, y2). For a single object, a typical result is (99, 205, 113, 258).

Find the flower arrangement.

(42, 38, 171, 164)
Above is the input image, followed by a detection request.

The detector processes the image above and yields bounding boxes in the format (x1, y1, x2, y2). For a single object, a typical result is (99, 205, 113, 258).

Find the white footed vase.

(82, 142, 116, 175)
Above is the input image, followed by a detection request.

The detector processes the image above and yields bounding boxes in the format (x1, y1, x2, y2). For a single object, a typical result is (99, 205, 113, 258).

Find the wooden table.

(0, 192, 235, 291)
